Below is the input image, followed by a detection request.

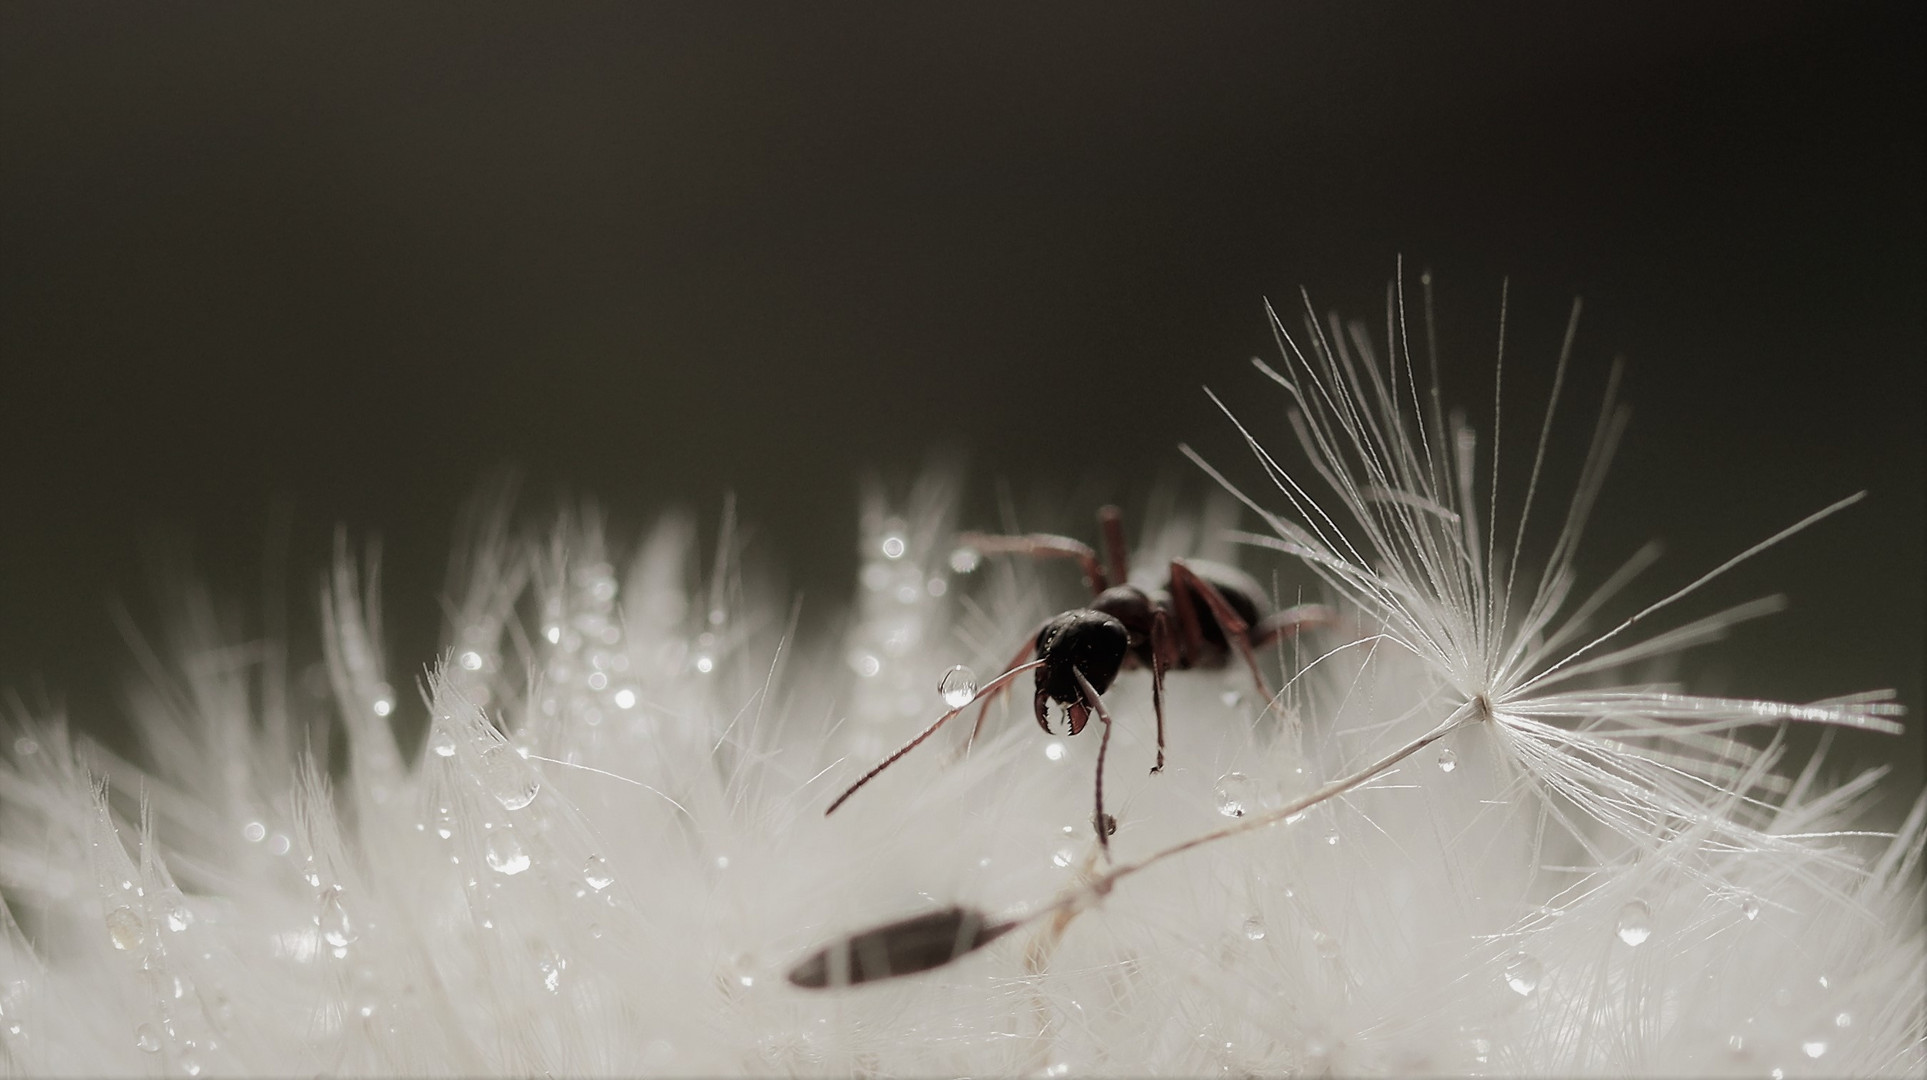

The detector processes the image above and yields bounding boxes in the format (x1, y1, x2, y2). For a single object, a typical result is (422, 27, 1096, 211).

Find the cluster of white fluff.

(0, 284, 1920, 1077)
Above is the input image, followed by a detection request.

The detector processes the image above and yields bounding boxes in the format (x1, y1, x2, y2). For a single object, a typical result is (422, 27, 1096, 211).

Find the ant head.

(1032, 609, 1128, 736)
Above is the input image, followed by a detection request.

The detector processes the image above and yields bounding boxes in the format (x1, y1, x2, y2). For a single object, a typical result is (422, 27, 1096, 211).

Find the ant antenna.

(826, 659, 1047, 816)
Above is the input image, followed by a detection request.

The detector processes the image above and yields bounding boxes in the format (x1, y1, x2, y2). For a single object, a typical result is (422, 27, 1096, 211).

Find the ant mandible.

(826, 505, 1334, 856)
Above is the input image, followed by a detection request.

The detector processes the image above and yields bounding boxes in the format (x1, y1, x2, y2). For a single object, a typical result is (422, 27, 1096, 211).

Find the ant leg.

(956, 532, 1108, 595)
(1070, 668, 1118, 860)
(1167, 560, 1276, 709)
(1096, 505, 1130, 591)
(964, 622, 1050, 755)
(1148, 608, 1175, 774)
(828, 660, 1046, 815)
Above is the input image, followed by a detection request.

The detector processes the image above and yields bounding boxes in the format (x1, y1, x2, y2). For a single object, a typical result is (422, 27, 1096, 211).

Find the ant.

(826, 505, 1333, 856)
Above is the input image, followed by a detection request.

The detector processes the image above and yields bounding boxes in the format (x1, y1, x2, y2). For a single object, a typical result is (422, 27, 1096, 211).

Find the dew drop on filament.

(319, 887, 357, 948)
(948, 548, 981, 574)
(134, 1023, 161, 1053)
(480, 745, 540, 811)
(1616, 899, 1652, 946)
(938, 666, 978, 708)
(539, 950, 566, 994)
(105, 906, 146, 951)
(1504, 953, 1542, 996)
(160, 895, 193, 933)
(1242, 917, 1266, 941)
(582, 855, 614, 892)
(486, 832, 531, 876)
(1214, 773, 1250, 818)
(1436, 748, 1457, 773)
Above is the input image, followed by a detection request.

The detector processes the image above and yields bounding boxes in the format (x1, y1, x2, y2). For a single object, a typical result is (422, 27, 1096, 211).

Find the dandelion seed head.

(0, 283, 1916, 1076)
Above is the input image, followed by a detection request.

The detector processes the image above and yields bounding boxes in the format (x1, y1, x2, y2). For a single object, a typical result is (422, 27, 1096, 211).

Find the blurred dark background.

(1, 4, 1920, 801)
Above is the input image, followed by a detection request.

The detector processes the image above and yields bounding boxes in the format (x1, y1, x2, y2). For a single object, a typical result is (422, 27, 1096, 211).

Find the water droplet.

(613, 688, 636, 710)
(1834, 1011, 1852, 1029)
(160, 896, 193, 933)
(480, 744, 540, 810)
(1742, 898, 1761, 920)
(1242, 917, 1266, 941)
(105, 906, 146, 951)
(694, 653, 716, 673)
(459, 650, 484, 671)
(180, 1052, 202, 1077)
(1051, 847, 1075, 868)
(948, 547, 981, 574)
(589, 923, 603, 939)
(880, 535, 906, 559)
(429, 729, 456, 757)
(319, 888, 357, 948)
(849, 651, 880, 678)
(582, 855, 614, 892)
(12, 736, 37, 756)
(1615, 900, 1652, 946)
(372, 698, 393, 718)
(134, 1022, 161, 1053)
(1043, 1062, 1071, 1078)
(1220, 690, 1244, 708)
(539, 951, 566, 994)
(1802, 1040, 1828, 1059)
(1312, 931, 1340, 961)
(1436, 748, 1457, 773)
(1215, 772, 1250, 817)
(485, 832, 531, 876)
(938, 666, 978, 708)
(1323, 831, 1340, 846)
(242, 821, 266, 843)
(1504, 953, 1542, 996)
(1770, 1069, 1785, 1080)
(1044, 741, 1066, 761)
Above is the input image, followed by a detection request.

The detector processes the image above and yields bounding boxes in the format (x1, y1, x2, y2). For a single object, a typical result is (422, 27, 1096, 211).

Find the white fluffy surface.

(0, 295, 1921, 1077)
